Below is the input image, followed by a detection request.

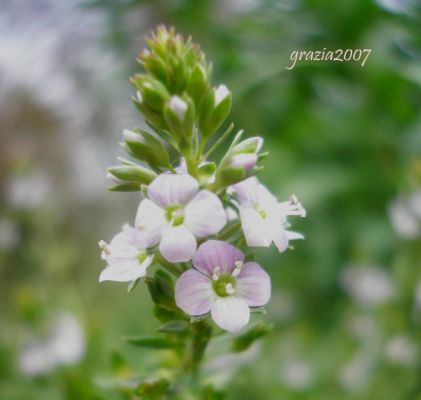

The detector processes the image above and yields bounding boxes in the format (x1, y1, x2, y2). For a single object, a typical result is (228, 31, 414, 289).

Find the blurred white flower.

(388, 190, 421, 239)
(281, 359, 313, 390)
(18, 313, 85, 376)
(338, 352, 372, 392)
(6, 171, 51, 209)
(384, 335, 417, 367)
(341, 266, 395, 307)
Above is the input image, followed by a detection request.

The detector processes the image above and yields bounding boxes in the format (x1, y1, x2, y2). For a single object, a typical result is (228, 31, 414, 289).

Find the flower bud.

(230, 153, 258, 171)
(107, 165, 156, 192)
(123, 129, 171, 169)
(214, 84, 230, 106)
(231, 137, 263, 155)
(200, 84, 232, 138)
(169, 96, 187, 121)
(164, 96, 195, 142)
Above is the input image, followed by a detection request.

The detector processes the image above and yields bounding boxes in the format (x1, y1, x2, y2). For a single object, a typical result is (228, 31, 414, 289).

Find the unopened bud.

(214, 84, 230, 106)
(169, 96, 188, 121)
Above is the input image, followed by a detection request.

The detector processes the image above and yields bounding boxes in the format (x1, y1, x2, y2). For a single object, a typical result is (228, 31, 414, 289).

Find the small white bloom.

(99, 225, 154, 282)
(384, 335, 417, 367)
(281, 360, 313, 390)
(338, 352, 372, 392)
(231, 177, 305, 252)
(388, 189, 421, 239)
(341, 265, 395, 307)
(135, 173, 227, 263)
(19, 313, 85, 376)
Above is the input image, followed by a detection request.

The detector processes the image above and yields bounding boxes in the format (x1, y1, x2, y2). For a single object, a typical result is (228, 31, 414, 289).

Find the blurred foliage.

(1, 0, 421, 399)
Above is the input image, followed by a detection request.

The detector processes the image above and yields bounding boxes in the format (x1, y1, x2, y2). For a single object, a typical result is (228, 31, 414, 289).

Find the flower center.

(165, 204, 184, 226)
(212, 273, 236, 297)
(255, 203, 267, 219)
(136, 250, 148, 263)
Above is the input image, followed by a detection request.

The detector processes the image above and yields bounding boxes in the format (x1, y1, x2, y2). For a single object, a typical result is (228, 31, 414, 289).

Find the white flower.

(98, 225, 154, 282)
(19, 313, 85, 376)
(135, 173, 227, 263)
(388, 189, 421, 239)
(231, 177, 306, 252)
(340, 265, 395, 307)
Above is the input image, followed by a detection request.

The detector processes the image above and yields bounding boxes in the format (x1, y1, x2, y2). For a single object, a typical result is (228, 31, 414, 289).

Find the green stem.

(217, 220, 241, 241)
(156, 253, 182, 277)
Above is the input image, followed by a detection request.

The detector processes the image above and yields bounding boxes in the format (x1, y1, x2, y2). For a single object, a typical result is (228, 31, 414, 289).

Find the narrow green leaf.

(158, 320, 189, 333)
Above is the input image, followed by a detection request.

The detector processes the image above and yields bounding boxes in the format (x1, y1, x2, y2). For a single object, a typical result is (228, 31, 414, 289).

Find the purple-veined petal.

(99, 255, 154, 283)
(147, 174, 198, 207)
(175, 270, 215, 315)
(135, 199, 166, 246)
(159, 225, 197, 262)
(193, 240, 244, 276)
(232, 177, 259, 206)
(184, 190, 227, 237)
(236, 262, 271, 306)
(210, 296, 250, 333)
(239, 206, 272, 247)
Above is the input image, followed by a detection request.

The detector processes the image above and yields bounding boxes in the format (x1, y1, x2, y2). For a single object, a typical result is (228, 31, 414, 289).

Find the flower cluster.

(99, 26, 306, 337)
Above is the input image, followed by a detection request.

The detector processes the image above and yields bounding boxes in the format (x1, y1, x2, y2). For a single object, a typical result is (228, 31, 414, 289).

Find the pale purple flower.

(175, 240, 271, 333)
(231, 177, 306, 252)
(135, 174, 227, 263)
(98, 225, 154, 282)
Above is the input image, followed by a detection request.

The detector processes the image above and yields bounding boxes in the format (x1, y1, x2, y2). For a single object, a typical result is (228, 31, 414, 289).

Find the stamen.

(213, 266, 221, 281)
(225, 283, 235, 295)
(232, 260, 244, 277)
(288, 195, 306, 217)
(98, 240, 110, 255)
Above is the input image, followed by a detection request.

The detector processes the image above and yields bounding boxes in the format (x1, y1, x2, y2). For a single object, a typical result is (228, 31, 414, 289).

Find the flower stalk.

(98, 25, 306, 398)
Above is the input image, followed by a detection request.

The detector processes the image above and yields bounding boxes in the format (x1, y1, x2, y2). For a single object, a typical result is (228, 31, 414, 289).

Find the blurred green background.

(1, 0, 421, 399)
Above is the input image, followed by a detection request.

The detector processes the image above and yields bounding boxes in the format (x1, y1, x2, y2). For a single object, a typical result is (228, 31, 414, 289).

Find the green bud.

(164, 96, 195, 142)
(107, 165, 156, 184)
(201, 85, 232, 138)
(231, 321, 273, 352)
(231, 137, 263, 155)
(123, 129, 171, 169)
(146, 270, 176, 311)
(131, 76, 170, 112)
(187, 64, 209, 112)
(219, 166, 246, 186)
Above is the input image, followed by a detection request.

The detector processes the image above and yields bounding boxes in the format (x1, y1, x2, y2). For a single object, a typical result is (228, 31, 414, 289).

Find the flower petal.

(286, 230, 304, 241)
(147, 174, 198, 207)
(99, 255, 153, 282)
(271, 225, 289, 252)
(232, 177, 259, 205)
(175, 270, 215, 315)
(184, 190, 227, 237)
(230, 153, 258, 171)
(159, 225, 197, 262)
(135, 199, 166, 246)
(193, 240, 244, 276)
(210, 296, 250, 333)
(236, 262, 271, 306)
(256, 183, 279, 213)
(239, 206, 272, 247)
